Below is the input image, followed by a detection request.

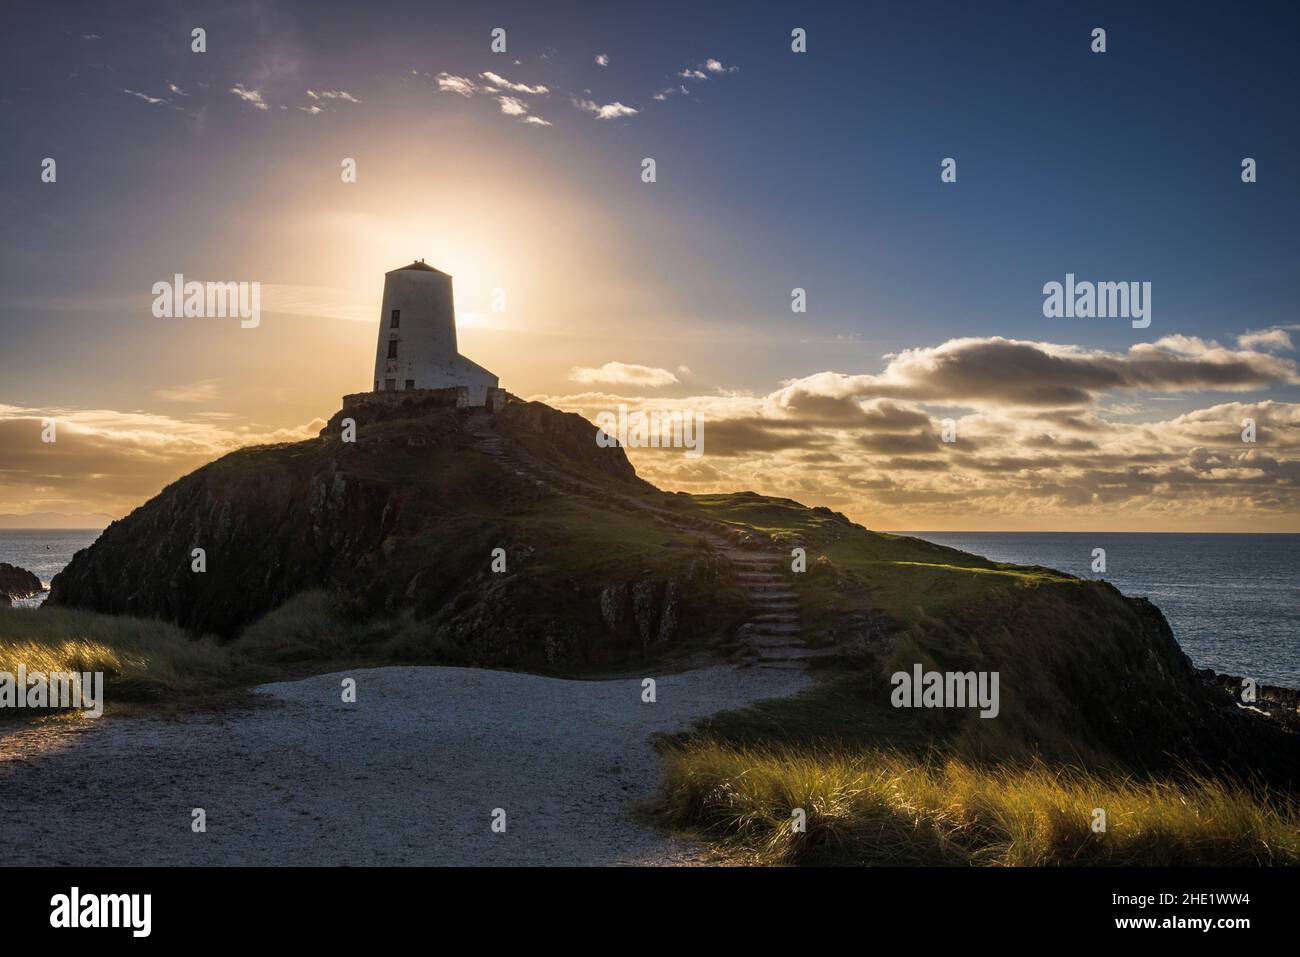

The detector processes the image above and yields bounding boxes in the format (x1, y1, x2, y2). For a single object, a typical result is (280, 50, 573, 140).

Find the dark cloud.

(775, 337, 1298, 410)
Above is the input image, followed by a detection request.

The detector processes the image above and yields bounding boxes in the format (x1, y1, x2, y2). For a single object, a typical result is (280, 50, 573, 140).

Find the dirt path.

(0, 663, 808, 866)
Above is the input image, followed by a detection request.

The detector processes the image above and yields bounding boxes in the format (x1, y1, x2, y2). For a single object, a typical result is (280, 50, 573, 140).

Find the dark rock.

(631, 580, 659, 645)
(599, 584, 631, 632)
(0, 562, 42, 602)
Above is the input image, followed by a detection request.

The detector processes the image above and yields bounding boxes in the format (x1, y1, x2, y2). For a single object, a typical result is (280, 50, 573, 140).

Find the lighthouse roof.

(389, 259, 449, 276)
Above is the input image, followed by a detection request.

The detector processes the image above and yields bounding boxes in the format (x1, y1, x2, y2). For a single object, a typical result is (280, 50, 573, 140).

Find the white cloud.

(123, 89, 166, 105)
(573, 98, 638, 120)
(570, 362, 680, 387)
(307, 89, 361, 103)
(167, 82, 187, 96)
(229, 83, 268, 110)
(480, 72, 549, 95)
(595, 53, 609, 66)
(1238, 327, 1296, 351)
(299, 105, 323, 115)
(433, 72, 550, 126)
(435, 72, 477, 97)
(679, 68, 707, 80)
(497, 95, 529, 116)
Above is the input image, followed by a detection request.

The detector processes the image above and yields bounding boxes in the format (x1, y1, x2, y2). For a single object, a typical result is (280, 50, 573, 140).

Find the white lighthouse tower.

(372, 260, 499, 405)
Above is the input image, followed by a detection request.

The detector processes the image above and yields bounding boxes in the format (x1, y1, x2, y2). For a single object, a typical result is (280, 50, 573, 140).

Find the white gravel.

(0, 664, 808, 866)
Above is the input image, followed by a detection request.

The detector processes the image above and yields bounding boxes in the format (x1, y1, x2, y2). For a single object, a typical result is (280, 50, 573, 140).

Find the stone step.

(751, 641, 814, 653)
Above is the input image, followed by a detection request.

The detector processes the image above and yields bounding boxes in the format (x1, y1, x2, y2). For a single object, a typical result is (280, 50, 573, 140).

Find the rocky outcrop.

(597, 559, 722, 649)
(0, 562, 42, 602)
(1200, 669, 1300, 733)
(45, 397, 738, 669)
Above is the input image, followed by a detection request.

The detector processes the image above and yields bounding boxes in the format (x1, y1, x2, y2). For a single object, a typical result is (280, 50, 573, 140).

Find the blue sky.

(1, 0, 1297, 529)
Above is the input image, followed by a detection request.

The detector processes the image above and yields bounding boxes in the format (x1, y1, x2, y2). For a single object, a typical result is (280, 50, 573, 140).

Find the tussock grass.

(657, 740, 1300, 866)
(0, 606, 237, 712)
(235, 589, 458, 664)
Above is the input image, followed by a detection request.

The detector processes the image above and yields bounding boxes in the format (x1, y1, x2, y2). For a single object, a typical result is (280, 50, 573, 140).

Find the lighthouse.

(372, 260, 499, 405)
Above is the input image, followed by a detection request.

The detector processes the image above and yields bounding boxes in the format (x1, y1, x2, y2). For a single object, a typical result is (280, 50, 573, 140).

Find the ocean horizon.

(3, 528, 1296, 687)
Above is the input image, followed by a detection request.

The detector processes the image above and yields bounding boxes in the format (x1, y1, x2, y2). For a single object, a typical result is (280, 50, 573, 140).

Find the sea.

(0, 529, 99, 607)
(2, 529, 1296, 687)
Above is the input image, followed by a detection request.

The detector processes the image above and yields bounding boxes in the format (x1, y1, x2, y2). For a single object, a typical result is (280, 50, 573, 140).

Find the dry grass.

(0, 606, 237, 714)
(657, 740, 1300, 866)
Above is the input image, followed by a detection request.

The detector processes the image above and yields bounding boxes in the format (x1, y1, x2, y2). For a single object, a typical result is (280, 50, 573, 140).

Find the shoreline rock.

(0, 562, 42, 603)
(1200, 668, 1300, 732)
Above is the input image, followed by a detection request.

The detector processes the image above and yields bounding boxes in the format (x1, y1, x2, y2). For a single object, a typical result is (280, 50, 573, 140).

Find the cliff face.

(46, 394, 741, 665)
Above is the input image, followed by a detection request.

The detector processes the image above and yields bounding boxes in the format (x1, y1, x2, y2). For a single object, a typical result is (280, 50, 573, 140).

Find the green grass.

(656, 740, 1300, 866)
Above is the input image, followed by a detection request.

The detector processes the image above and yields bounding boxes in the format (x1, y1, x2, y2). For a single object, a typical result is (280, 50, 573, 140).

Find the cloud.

(658, 60, 737, 104)
(653, 85, 690, 101)
(595, 54, 609, 67)
(307, 89, 360, 103)
(480, 72, 548, 95)
(434, 72, 550, 125)
(299, 105, 323, 115)
(769, 336, 1298, 411)
(167, 82, 187, 96)
(570, 362, 680, 387)
(497, 95, 529, 116)
(123, 89, 166, 105)
(229, 83, 268, 110)
(530, 328, 1300, 529)
(1238, 327, 1296, 351)
(81, 34, 101, 40)
(0, 404, 323, 517)
(153, 380, 221, 403)
(435, 72, 477, 97)
(573, 98, 638, 120)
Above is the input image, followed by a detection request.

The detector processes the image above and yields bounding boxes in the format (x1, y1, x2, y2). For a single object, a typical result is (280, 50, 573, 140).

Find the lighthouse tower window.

(390, 309, 400, 328)
(387, 339, 398, 359)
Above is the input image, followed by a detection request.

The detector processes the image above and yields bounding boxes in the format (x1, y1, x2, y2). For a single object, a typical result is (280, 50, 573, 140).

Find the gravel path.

(0, 664, 808, 866)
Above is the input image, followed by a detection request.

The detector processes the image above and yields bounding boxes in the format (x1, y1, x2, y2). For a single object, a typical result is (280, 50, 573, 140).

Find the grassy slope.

(657, 742, 1300, 866)
(652, 492, 1300, 865)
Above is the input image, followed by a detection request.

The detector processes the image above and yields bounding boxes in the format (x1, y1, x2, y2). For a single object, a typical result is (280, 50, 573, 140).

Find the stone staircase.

(463, 410, 829, 670)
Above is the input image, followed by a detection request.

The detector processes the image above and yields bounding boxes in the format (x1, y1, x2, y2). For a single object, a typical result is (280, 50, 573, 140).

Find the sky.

(1, 0, 1297, 531)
